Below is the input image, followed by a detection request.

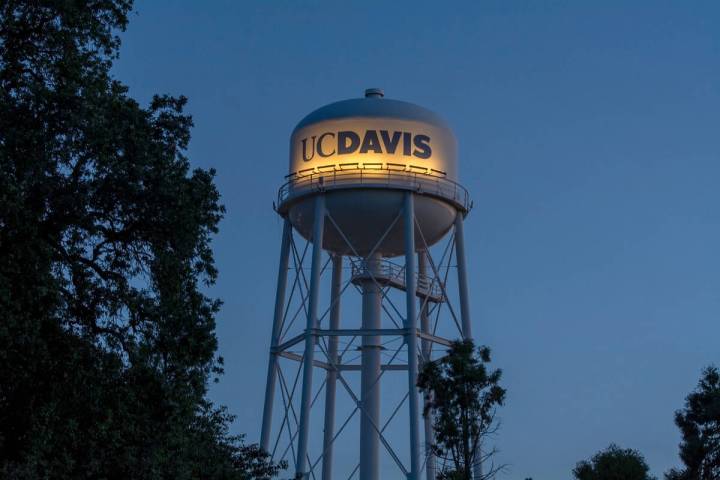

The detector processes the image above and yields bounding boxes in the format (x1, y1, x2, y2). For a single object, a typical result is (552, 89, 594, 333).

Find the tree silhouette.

(417, 339, 506, 480)
(666, 366, 720, 480)
(0, 1, 282, 478)
(574, 444, 655, 480)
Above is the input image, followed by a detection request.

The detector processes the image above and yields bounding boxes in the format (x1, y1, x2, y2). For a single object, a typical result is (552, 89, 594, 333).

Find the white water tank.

(277, 89, 469, 257)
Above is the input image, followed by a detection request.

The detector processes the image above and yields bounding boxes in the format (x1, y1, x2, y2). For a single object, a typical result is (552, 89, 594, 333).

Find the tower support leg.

(296, 196, 326, 478)
(454, 213, 482, 480)
(454, 213, 472, 341)
(404, 192, 421, 480)
(322, 254, 343, 480)
(418, 251, 436, 480)
(261, 218, 292, 452)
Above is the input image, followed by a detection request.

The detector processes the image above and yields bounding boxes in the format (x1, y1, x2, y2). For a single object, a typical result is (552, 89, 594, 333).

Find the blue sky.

(114, 1, 720, 478)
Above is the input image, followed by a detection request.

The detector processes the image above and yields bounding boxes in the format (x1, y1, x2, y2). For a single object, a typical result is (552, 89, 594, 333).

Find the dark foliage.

(0, 1, 282, 478)
(666, 366, 720, 480)
(573, 444, 655, 480)
(417, 339, 506, 480)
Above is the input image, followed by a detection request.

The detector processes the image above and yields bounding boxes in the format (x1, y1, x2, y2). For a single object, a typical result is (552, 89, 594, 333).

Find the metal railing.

(351, 258, 444, 301)
(277, 163, 471, 212)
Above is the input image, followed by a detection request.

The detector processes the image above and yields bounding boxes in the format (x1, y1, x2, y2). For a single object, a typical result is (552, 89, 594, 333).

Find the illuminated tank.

(278, 88, 468, 257)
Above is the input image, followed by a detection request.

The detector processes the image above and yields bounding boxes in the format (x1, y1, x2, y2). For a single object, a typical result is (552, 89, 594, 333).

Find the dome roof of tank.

(292, 91, 453, 134)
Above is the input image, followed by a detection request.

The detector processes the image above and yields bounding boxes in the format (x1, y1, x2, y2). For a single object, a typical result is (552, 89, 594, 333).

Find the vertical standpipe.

(295, 195, 326, 478)
(359, 253, 383, 480)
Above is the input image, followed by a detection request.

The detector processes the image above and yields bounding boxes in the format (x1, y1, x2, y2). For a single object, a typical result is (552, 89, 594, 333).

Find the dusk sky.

(113, 2, 720, 478)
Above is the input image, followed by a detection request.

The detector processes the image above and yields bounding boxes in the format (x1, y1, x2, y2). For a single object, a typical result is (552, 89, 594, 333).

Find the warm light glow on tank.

(291, 160, 446, 179)
(289, 117, 457, 182)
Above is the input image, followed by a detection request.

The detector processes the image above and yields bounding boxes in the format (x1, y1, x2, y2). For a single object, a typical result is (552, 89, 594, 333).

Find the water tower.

(260, 89, 477, 480)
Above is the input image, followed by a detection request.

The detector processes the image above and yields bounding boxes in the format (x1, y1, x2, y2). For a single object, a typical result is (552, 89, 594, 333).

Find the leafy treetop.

(573, 444, 655, 480)
(417, 339, 506, 480)
(0, 1, 282, 478)
(666, 366, 720, 480)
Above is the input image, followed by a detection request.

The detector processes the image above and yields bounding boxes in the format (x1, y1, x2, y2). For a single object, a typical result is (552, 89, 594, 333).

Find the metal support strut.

(419, 251, 436, 480)
(454, 212, 472, 341)
(454, 213, 482, 480)
(404, 192, 421, 480)
(296, 195, 326, 478)
(322, 254, 343, 480)
(261, 219, 292, 452)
